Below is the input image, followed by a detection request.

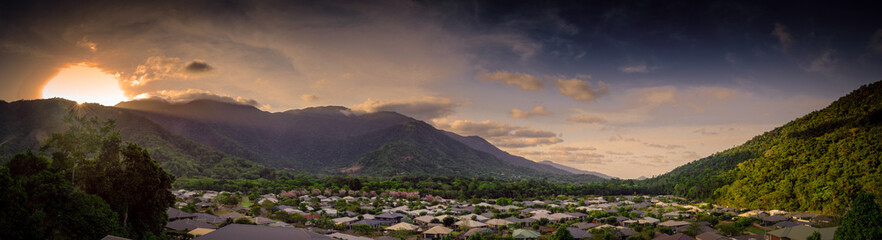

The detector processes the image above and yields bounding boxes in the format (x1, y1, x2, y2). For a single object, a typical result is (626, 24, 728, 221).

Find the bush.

(234, 217, 254, 225)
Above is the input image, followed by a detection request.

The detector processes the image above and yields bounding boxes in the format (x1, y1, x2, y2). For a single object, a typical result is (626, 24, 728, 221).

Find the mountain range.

(0, 98, 608, 181)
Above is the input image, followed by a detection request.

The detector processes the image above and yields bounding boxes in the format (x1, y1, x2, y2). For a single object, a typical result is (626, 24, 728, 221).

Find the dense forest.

(631, 80, 882, 215)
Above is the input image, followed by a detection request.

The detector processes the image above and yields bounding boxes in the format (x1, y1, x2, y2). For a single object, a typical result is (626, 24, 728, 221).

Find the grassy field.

(745, 226, 766, 235)
(241, 197, 252, 208)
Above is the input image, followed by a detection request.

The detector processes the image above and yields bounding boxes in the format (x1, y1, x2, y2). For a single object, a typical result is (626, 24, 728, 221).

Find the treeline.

(0, 116, 175, 239)
(174, 175, 667, 200)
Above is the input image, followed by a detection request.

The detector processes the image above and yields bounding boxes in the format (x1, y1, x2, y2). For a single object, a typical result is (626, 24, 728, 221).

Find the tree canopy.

(835, 193, 882, 239)
(0, 115, 175, 239)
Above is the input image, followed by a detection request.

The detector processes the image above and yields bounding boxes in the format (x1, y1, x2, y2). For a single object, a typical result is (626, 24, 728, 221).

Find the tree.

(40, 116, 175, 238)
(251, 204, 264, 216)
(715, 223, 742, 237)
(467, 232, 486, 240)
(550, 227, 575, 240)
(217, 193, 241, 206)
(807, 231, 821, 240)
(835, 193, 882, 240)
(0, 152, 121, 239)
(682, 223, 701, 237)
(442, 216, 456, 227)
(234, 217, 255, 224)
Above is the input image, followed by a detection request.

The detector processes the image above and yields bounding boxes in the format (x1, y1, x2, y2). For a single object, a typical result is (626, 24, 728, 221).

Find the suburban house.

(423, 225, 454, 239)
(695, 232, 728, 240)
(761, 215, 790, 226)
(652, 233, 697, 240)
(765, 225, 838, 240)
(567, 227, 594, 239)
(166, 219, 217, 232)
(375, 212, 407, 223)
(460, 228, 493, 240)
(193, 224, 332, 240)
(512, 229, 541, 240)
(658, 220, 692, 232)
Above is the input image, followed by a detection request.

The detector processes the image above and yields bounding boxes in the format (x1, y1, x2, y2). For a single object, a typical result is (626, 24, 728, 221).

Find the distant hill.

(644, 80, 882, 214)
(0, 98, 603, 181)
(537, 160, 612, 179)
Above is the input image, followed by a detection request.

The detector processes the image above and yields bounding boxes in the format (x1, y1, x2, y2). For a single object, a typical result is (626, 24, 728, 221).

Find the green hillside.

(643, 80, 882, 214)
(355, 121, 544, 178)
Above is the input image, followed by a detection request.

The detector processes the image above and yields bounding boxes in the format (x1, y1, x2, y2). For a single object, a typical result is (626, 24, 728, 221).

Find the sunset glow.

(42, 64, 127, 106)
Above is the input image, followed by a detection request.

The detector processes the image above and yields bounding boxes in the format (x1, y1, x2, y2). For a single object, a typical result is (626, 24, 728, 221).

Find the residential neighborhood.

(160, 189, 840, 240)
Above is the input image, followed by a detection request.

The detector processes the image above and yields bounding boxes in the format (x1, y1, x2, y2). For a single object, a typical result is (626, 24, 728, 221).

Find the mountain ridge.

(1, 98, 607, 181)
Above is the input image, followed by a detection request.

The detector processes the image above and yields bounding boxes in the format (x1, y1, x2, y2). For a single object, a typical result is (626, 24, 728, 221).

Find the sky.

(2, 0, 882, 178)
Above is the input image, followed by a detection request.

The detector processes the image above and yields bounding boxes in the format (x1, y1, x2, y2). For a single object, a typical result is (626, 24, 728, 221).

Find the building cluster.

(159, 190, 838, 240)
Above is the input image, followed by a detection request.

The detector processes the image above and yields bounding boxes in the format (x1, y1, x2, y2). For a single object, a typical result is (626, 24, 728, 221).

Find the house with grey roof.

(193, 224, 332, 240)
(566, 227, 593, 239)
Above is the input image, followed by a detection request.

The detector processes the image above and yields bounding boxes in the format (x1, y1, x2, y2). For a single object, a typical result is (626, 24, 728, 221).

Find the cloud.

(301, 94, 320, 103)
(433, 118, 563, 148)
(567, 114, 606, 124)
(872, 29, 882, 53)
(551, 146, 596, 151)
(509, 146, 606, 165)
(554, 77, 609, 103)
(605, 151, 633, 156)
(133, 88, 266, 109)
(478, 71, 544, 91)
(618, 64, 649, 73)
(632, 86, 676, 106)
(608, 134, 683, 149)
(76, 37, 97, 52)
(772, 23, 794, 51)
(608, 135, 639, 142)
(628, 155, 671, 167)
(351, 96, 458, 121)
(510, 105, 551, 118)
(642, 142, 685, 150)
(681, 151, 700, 160)
(803, 50, 837, 73)
(184, 60, 213, 73)
(119, 56, 216, 97)
(512, 128, 557, 138)
(693, 128, 718, 135)
(491, 137, 564, 148)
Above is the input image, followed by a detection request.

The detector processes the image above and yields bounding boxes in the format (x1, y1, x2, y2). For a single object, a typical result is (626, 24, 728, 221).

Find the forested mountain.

(641, 80, 882, 215)
(114, 99, 588, 178)
(1, 98, 603, 180)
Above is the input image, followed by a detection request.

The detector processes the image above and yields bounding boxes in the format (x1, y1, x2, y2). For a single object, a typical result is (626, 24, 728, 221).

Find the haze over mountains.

(0, 98, 608, 180)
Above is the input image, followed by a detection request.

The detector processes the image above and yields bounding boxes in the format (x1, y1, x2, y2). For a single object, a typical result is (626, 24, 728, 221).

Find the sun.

(42, 63, 128, 106)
